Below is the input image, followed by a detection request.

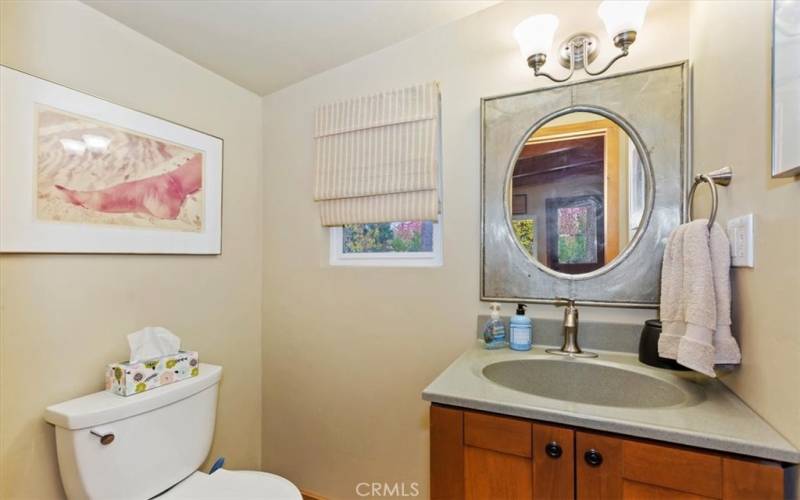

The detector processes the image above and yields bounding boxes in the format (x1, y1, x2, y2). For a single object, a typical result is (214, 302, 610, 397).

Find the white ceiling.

(84, 1, 498, 96)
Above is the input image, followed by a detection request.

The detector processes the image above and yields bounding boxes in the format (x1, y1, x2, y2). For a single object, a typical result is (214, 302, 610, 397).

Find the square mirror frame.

(480, 62, 688, 307)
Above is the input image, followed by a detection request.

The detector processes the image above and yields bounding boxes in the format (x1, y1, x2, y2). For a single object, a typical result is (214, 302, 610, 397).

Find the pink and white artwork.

(1, 66, 222, 254)
(37, 107, 205, 232)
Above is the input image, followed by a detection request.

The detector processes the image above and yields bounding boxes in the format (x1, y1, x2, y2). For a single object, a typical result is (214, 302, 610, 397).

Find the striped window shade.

(313, 82, 441, 226)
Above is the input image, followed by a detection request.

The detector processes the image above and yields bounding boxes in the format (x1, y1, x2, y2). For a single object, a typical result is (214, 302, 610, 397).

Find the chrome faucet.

(545, 298, 598, 358)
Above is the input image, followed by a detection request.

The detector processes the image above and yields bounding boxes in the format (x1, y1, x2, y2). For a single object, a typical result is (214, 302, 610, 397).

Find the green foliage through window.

(343, 221, 434, 253)
(512, 218, 536, 257)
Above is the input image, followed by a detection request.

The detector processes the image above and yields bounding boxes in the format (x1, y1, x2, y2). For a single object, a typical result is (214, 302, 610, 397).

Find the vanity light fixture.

(514, 0, 649, 83)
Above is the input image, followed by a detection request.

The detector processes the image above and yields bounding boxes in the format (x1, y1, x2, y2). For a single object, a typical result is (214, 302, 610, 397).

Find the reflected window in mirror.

(511, 217, 537, 258)
(509, 112, 645, 275)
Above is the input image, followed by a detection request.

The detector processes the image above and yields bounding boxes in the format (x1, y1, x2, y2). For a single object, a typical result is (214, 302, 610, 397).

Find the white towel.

(709, 223, 741, 365)
(658, 224, 687, 358)
(658, 220, 741, 376)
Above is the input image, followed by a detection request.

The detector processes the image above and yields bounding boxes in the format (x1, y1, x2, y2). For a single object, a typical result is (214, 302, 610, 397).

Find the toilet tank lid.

(44, 363, 222, 430)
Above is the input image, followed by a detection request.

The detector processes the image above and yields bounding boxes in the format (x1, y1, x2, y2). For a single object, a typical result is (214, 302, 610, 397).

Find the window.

(329, 219, 442, 267)
(511, 217, 537, 258)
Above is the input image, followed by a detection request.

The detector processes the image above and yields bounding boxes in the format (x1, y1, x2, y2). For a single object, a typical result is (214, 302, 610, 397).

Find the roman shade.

(313, 82, 441, 226)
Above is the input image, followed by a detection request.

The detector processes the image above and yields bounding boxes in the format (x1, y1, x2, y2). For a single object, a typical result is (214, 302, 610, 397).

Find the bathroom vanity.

(429, 404, 785, 500)
(423, 345, 799, 500)
(433, 60, 800, 499)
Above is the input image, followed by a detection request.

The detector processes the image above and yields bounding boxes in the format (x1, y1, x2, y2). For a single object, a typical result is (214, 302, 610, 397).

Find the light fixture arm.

(583, 30, 635, 76)
(530, 52, 574, 83)
(582, 43, 627, 76)
(528, 30, 637, 81)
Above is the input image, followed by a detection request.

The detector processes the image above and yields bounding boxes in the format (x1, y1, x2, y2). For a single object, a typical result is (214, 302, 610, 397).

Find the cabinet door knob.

(545, 441, 563, 459)
(584, 449, 603, 467)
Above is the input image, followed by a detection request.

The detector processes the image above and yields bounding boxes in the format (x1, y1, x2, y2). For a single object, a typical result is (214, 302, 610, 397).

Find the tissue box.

(106, 351, 199, 396)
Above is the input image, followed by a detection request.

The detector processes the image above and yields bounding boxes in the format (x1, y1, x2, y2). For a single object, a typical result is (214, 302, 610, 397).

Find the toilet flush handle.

(89, 428, 115, 445)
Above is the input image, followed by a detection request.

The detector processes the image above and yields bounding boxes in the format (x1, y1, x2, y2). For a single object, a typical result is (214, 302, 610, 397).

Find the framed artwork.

(772, 0, 800, 177)
(0, 66, 223, 254)
(545, 195, 604, 274)
(512, 194, 527, 215)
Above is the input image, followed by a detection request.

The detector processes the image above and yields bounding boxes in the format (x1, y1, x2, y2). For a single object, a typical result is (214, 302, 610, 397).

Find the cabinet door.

(464, 411, 533, 500)
(576, 431, 623, 500)
(576, 431, 784, 500)
(461, 410, 576, 500)
(430, 405, 464, 500)
(464, 447, 532, 500)
(722, 457, 784, 500)
(577, 431, 723, 499)
(532, 422, 575, 499)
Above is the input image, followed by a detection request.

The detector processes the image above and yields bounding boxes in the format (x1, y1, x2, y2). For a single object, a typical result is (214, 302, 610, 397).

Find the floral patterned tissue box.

(106, 351, 199, 396)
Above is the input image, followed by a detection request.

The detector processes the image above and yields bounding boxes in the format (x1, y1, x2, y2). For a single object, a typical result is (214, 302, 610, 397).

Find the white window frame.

(329, 218, 443, 267)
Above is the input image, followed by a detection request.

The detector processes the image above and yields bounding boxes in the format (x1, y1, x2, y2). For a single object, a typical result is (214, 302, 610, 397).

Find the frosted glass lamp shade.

(513, 15, 559, 59)
(597, 1, 649, 37)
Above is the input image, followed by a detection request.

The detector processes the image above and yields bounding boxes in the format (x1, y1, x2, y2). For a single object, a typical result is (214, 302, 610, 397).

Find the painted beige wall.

(690, 0, 800, 448)
(0, 2, 263, 499)
(261, 2, 688, 498)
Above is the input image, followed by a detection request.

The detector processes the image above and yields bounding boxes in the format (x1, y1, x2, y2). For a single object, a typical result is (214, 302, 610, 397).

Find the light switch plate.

(727, 214, 754, 268)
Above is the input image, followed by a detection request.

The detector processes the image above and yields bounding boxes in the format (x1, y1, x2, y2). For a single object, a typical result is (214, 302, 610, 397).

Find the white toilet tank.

(45, 363, 223, 500)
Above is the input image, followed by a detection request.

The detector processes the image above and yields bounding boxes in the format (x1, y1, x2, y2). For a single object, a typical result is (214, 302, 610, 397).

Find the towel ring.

(687, 166, 733, 229)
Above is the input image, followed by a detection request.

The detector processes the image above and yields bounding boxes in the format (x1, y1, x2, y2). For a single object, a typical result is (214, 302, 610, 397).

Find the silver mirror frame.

(481, 62, 688, 308)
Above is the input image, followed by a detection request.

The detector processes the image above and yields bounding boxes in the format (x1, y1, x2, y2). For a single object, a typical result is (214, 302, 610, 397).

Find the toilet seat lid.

(160, 468, 302, 499)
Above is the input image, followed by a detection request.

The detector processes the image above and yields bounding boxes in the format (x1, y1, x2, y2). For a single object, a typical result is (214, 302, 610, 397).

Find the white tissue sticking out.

(128, 326, 181, 363)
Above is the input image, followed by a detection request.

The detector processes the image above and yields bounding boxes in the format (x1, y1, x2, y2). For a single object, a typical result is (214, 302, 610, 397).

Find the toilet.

(44, 364, 302, 500)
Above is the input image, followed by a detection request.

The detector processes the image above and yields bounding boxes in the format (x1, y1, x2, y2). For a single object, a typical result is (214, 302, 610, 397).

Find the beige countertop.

(422, 343, 800, 463)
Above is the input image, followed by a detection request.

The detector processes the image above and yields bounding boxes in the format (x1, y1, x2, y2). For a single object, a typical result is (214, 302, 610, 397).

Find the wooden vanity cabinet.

(430, 405, 785, 500)
(431, 405, 574, 500)
(575, 430, 784, 500)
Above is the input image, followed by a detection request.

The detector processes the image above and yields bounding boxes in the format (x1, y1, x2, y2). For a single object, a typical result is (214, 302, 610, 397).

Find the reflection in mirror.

(509, 111, 645, 275)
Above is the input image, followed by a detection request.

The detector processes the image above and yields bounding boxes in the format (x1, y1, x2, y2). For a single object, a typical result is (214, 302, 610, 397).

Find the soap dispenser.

(509, 303, 532, 351)
(482, 302, 507, 349)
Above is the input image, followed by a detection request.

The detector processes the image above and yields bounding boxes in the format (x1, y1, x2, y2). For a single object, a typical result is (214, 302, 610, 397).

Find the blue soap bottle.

(509, 303, 532, 351)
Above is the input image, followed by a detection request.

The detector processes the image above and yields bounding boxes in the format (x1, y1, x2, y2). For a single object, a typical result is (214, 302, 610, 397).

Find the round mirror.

(508, 110, 648, 275)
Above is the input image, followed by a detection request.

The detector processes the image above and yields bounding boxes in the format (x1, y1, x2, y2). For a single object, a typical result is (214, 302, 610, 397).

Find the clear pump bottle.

(482, 303, 507, 349)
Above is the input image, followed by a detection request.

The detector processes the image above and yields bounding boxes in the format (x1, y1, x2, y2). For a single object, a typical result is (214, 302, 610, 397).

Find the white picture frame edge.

(771, 0, 800, 178)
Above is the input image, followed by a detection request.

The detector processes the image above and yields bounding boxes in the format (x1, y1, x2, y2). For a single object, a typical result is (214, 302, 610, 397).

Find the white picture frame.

(0, 66, 223, 254)
(772, 0, 800, 178)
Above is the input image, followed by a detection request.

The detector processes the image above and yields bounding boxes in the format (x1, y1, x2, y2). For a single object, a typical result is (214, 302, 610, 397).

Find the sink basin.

(482, 358, 697, 408)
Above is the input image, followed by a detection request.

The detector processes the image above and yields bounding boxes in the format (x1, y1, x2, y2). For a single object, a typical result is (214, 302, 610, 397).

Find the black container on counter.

(639, 319, 689, 371)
